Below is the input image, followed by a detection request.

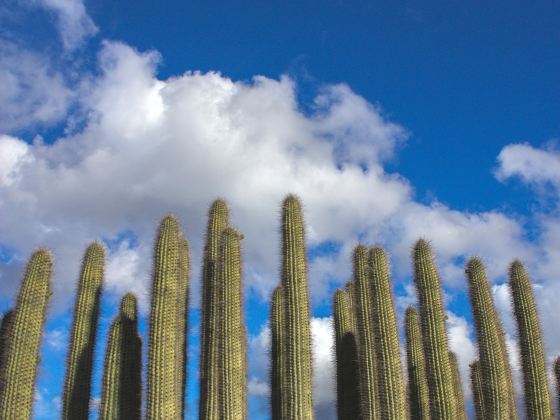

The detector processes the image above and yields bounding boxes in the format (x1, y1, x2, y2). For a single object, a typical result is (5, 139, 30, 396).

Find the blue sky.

(0, 0, 559, 418)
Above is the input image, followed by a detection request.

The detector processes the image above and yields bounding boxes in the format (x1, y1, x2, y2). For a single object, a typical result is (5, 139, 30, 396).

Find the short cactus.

(0, 249, 52, 420)
(448, 351, 466, 420)
(470, 361, 486, 420)
(270, 287, 285, 420)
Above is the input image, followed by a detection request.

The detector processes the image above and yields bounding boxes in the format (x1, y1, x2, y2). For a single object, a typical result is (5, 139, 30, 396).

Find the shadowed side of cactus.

(0, 310, 14, 396)
(200, 199, 229, 420)
(0, 249, 52, 419)
(271, 287, 285, 420)
(146, 215, 181, 419)
(369, 247, 406, 419)
(470, 361, 486, 420)
(554, 357, 560, 416)
(412, 239, 456, 420)
(175, 234, 190, 419)
(63, 241, 105, 420)
(280, 195, 314, 419)
(99, 293, 141, 420)
(404, 307, 430, 420)
(448, 351, 466, 420)
(509, 260, 552, 419)
(353, 245, 379, 418)
(465, 257, 511, 419)
(333, 288, 360, 420)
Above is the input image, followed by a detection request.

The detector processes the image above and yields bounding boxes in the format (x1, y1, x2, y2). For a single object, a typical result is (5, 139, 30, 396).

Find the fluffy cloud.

(446, 312, 477, 400)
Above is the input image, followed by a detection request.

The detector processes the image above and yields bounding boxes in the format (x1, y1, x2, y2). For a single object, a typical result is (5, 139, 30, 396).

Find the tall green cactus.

(470, 361, 486, 420)
(448, 351, 466, 420)
(333, 287, 360, 420)
(271, 286, 285, 420)
(217, 227, 247, 419)
(63, 241, 105, 420)
(99, 293, 141, 420)
(509, 260, 552, 419)
(280, 195, 314, 419)
(412, 239, 456, 420)
(175, 234, 190, 419)
(200, 199, 229, 420)
(465, 257, 511, 419)
(404, 306, 430, 420)
(146, 215, 181, 418)
(353, 245, 379, 418)
(554, 357, 560, 416)
(0, 249, 52, 419)
(368, 247, 406, 419)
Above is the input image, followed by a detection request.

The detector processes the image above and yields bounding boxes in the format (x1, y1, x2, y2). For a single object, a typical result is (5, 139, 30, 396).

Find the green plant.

(448, 351, 466, 420)
(554, 357, 560, 416)
(470, 361, 485, 420)
(0, 310, 14, 397)
(175, 234, 190, 418)
(270, 286, 285, 420)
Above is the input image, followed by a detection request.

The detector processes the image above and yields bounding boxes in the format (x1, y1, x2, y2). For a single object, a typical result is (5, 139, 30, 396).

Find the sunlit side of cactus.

(470, 361, 485, 420)
(271, 286, 285, 420)
(448, 351, 466, 420)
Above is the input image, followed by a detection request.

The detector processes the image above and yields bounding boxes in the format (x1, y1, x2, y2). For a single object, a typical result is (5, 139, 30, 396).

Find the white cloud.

(0, 135, 33, 186)
(496, 143, 560, 188)
(44, 327, 67, 351)
(446, 312, 477, 400)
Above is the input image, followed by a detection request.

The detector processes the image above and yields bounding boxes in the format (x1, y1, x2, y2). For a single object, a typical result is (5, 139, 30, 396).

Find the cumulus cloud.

(446, 312, 477, 400)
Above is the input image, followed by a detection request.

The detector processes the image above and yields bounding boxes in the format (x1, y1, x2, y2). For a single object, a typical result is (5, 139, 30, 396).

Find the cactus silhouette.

(368, 246, 406, 419)
(146, 215, 181, 419)
(465, 257, 512, 419)
(99, 293, 141, 420)
(271, 286, 285, 420)
(63, 241, 105, 420)
(448, 351, 466, 420)
(509, 260, 552, 419)
(470, 361, 486, 420)
(280, 195, 314, 419)
(412, 239, 456, 420)
(404, 306, 430, 420)
(200, 199, 229, 420)
(217, 227, 247, 419)
(175, 234, 190, 418)
(353, 245, 379, 418)
(333, 287, 360, 420)
(0, 249, 52, 419)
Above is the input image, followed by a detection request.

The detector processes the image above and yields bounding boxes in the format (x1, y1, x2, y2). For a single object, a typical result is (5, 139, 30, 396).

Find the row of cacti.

(0, 195, 559, 419)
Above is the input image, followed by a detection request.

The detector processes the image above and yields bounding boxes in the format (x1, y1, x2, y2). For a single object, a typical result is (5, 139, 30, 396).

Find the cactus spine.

(271, 286, 286, 420)
(200, 199, 229, 420)
(280, 195, 314, 419)
(99, 293, 141, 420)
(509, 260, 552, 419)
(217, 228, 247, 419)
(353, 245, 379, 418)
(465, 257, 511, 419)
(412, 239, 456, 420)
(175, 234, 190, 418)
(146, 215, 181, 418)
(333, 287, 360, 420)
(448, 351, 466, 420)
(368, 247, 406, 418)
(405, 306, 431, 420)
(63, 241, 105, 420)
(0, 249, 52, 419)
(470, 361, 486, 420)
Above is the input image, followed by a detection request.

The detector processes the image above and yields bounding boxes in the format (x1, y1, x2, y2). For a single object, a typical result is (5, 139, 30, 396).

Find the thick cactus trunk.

(470, 361, 486, 420)
(404, 306, 430, 420)
(63, 241, 105, 420)
(146, 215, 181, 418)
(280, 195, 314, 419)
(412, 239, 456, 420)
(509, 260, 552, 419)
(175, 234, 190, 419)
(448, 351, 466, 420)
(271, 286, 285, 420)
(0, 249, 52, 420)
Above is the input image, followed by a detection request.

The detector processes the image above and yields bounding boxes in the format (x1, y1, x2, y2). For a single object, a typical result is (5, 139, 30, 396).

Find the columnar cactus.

(554, 357, 560, 416)
(175, 234, 190, 419)
(0, 310, 14, 397)
(200, 199, 229, 420)
(509, 260, 552, 419)
(465, 257, 512, 419)
(412, 239, 456, 420)
(280, 195, 314, 419)
(271, 287, 285, 420)
(470, 361, 486, 420)
(0, 249, 52, 419)
(404, 306, 430, 420)
(333, 287, 360, 420)
(217, 228, 247, 419)
(99, 293, 141, 420)
(353, 245, 379, 418)
(146, 215, 181, 418)
(63, 241, 105, 420)
(368, 247, 406, 418)
(448, 351, 466, 420)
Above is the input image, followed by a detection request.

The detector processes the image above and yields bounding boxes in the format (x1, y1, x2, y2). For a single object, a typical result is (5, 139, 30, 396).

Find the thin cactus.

(470, 361, 486, 420)
(200, 199, 229, 420)
(333, 288, 360, 420)
(99, 293, 141, 420)
(146, 215, 181, 419)
(412, 239, 456, 420)
(280, 195, 314, 419)
(554, 357, 560, 417)
(353, 244, 379, 418)
(448, 351, 466, 420)
(404, 306, 430, 420)
(271, 286, 285, 420)
(63, 241, 105, 420)
(0, 249, 52, 419)
(509, 260, 552, 419)
(368, 246, 406, 419)
(175, 234, 190, 419)
(217, 227, 247, 419)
